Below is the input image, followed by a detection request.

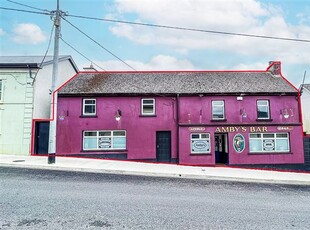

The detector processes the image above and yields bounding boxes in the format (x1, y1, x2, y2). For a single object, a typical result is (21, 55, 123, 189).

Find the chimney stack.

(267, 61, 281, 76)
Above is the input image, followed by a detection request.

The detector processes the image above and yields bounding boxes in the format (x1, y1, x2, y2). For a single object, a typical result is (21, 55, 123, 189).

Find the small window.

(212, 100, 225, 120)
(257, 100, 270, 119)
(191, 133, 211, 154)
(83, 99, 96, 116)
(141, 99, 155, 115)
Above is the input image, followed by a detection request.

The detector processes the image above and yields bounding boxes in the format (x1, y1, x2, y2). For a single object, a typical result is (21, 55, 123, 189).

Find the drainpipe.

(176, 94, 180, 164)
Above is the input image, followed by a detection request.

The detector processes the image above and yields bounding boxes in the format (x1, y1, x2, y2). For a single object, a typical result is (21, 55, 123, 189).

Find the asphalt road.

(1, 167, 310, 230)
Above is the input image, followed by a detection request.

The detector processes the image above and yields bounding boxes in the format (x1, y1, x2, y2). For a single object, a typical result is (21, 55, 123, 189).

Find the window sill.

(139, 115, 157, 117)
(82, 149, 127, 152)
(256, 118, 273, 122)
(190, 153, 212, 156)
(248, 152, 292, 155)
(80, 115, 98, 118)
(210, 119, 227, 122)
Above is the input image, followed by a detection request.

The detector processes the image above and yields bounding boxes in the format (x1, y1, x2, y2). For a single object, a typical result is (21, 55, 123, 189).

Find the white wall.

(301, 89, 310, 134)
(33, 59, 77, 118)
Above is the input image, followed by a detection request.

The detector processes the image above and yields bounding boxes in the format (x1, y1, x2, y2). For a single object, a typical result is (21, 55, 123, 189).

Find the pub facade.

(53, 61, 304, 167)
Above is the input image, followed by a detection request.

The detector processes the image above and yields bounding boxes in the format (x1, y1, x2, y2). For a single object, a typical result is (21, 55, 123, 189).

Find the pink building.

(55, 62, 304, 167)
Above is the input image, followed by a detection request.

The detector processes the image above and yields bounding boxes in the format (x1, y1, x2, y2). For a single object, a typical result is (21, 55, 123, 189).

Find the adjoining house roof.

(59, 71, 297, 96)
(0, 55, 79, 72)
(301, 84, 310, 93)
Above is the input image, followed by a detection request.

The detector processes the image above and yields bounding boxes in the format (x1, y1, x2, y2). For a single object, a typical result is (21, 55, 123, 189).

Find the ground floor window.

(249, 133, 289, 153)
(191, 133, 211, 154)
(83, 130, 126, 150)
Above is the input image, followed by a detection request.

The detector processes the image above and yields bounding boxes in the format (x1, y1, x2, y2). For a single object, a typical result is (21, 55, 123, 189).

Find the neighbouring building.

(0, 56, 78, 155)
(300, 84, 310, 135)
(55, 61, 304, 167)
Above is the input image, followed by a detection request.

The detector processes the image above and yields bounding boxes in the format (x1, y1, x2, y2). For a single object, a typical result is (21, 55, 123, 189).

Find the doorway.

(156, 131, 171, 162)
(215, 133, 228, 164)
(34, 121, 50, 154)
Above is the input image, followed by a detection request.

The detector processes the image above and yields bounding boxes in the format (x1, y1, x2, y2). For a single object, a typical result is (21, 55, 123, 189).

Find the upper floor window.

(141, 98, 155, 115)
(257, 100, 270, 119)
(83, 99, 96, 116)
(212, 100, 225, 120)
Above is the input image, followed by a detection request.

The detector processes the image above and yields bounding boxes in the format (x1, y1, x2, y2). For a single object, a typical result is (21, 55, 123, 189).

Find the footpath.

(1, 154, 310, 185)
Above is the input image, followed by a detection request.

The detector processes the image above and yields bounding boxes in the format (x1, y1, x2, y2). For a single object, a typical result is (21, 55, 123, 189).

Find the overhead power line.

(2, 6, 310, 43)
(62, 17, 136, 71)
(67, 13, 310, 43)
(6, 0, 50, 12)
(60, 37, 106, 71)
(0, 6, 51, 15)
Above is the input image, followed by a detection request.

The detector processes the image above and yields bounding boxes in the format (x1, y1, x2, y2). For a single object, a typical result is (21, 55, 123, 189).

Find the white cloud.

(0, 28, 5, 36)
(82, 55, 194, 71)
(108, 0, 310, 65)
(12, 23, 46, 44)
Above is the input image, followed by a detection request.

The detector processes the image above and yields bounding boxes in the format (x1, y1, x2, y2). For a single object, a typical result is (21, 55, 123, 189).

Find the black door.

(156, 131, 171, 162)
(34, 121, 50, 154)
(215, 134, 228, 164)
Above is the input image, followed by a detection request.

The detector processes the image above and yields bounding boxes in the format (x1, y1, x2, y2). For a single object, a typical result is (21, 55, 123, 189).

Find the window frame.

(83, 130, 126, 151)
(212, 100, 225, 120)
(141, 98, 155, 116)
(257, 100, 270, 120)
(82, 98, 96, 116)
(249, 132, 290, 153)
(190, 133, 211, 154)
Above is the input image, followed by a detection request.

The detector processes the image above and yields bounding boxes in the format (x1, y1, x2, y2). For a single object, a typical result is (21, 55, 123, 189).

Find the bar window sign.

(191, 133, 210, 154)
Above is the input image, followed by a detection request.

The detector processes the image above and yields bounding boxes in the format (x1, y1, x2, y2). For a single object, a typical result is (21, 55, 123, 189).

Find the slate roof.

(58, 71, 297, 96)
(0, 55, 79, 72)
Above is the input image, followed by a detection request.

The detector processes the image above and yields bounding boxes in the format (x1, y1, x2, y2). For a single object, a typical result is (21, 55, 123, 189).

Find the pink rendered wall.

(178, 95, 300, 125)
(178, 95, 304, 165)
(57, 96, 177, 159)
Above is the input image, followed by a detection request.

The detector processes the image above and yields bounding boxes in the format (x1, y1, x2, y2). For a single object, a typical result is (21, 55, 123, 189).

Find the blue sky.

(1, 0, 310, 87)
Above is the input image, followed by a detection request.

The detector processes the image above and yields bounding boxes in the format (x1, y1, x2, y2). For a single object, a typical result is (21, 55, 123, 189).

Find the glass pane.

(143, 105, 154, 114)
(191, 134, 200, 139)
(191, 140, 210, 153)
(143, 99, 154, 104)
(98, 137, 112, 149)
(84, 137, 97, 149)
(263, 134, 274, 138)
(84, 105, 95, 114)
(257, 100, 268, 106)
(99, 131, 111, 136)
(276, 133, 288, 138)
(212, 101, 224, 106)
(276, 139, 289, 151)
(85, 99, 95, 105)
(263, 139, 275, 151)
(113, 131, 125, 136)
(250, 134, 261, 138)
(213, 107, 224, 119)
(201, 134, 209, 139)
(84, 132, 97, 136)
(113, 137, 126, 149)
(249, 139, 262, 152)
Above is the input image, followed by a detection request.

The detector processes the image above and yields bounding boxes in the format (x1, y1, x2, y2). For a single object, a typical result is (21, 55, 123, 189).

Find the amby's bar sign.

(215, 126, 268, 133)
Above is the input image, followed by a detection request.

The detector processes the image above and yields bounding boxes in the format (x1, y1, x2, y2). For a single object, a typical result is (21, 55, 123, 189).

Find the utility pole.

(48, 0, 61, 164)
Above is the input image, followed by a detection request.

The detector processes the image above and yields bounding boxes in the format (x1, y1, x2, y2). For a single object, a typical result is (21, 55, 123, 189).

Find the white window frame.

(249, 133, 290, 153)
(212, 100, 225, 120)
(257, 100, 270, 119)
(83, 130, 126, 150)
(141, 98, 155, 115)
(191, 133, 211, 154)
(83, 99, 96, 116)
